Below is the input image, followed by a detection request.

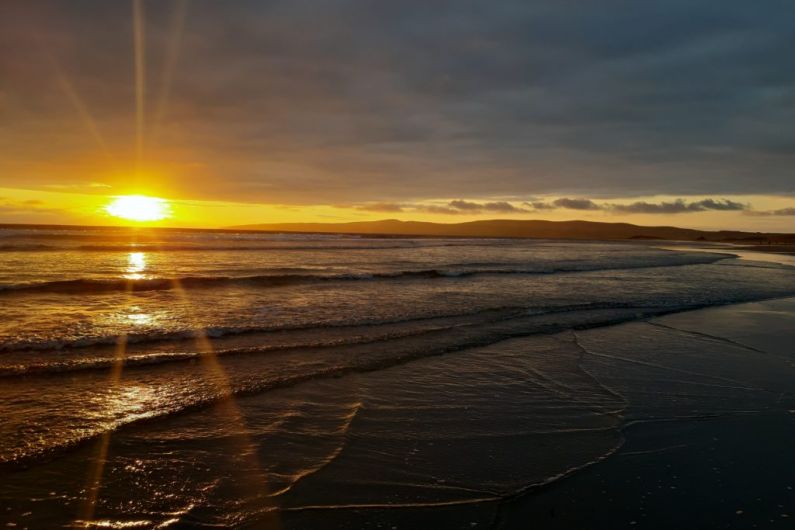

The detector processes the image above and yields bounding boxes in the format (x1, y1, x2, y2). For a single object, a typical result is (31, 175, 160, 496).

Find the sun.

(105, 195, 171, 222)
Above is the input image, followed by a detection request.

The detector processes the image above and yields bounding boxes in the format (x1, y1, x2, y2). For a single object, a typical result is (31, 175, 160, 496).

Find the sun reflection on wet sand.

(78, 253, 145, 523)
(167, 275, 283, 527)
(75, 271, 280, 526)
(77, 335, 128, 526)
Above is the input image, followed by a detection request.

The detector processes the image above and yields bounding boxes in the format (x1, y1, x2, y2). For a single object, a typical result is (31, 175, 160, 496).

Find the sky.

(1, 0, 794, 230)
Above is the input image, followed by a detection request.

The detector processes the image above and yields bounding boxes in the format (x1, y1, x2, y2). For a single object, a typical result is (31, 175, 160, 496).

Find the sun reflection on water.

(126, 313, 152, 325)
(83, 385, 160, 425)
(124, 252, 147, 280)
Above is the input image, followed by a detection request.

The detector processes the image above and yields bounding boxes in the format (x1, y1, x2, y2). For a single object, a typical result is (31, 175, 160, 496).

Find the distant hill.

(228, 219, 794, 242)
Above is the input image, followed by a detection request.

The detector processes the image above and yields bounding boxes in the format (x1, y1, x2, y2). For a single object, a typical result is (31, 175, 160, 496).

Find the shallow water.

(0, 227, 794, 528)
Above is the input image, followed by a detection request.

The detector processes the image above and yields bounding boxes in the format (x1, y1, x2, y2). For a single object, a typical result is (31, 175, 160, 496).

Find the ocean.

(1, 226, 794, 528)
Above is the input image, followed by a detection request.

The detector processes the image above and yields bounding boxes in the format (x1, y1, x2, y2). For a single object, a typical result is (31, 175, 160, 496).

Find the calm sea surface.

(1, 226, 794, 528)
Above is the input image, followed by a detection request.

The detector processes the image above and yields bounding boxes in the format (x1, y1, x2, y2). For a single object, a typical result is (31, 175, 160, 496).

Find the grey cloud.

(417, 205, 461, 215)
(409, 200, 528, 215)
(524, 201, 557, 210)
(449, 200, 527, 213)
(482, 201, 526, 213)
(359, 197, 751, 216)
(355, 203, 405, 212)
(528, 197, 750, 214)
(610, 199, 747, 213)
(448, 200, 483, 211)
(693, 199, 747, 211)
(552, 198, 601, 210)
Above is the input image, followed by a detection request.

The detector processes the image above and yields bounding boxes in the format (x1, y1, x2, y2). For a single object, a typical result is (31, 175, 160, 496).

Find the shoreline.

(657, 242, 795, 268)
(2, 242, 793, 528)
(3, 221, 794, 245)
(494, 296, 795, 529)
(732, 244, 795, 256)
(278, 295, 795, 529)
(495, 409, 794, 529)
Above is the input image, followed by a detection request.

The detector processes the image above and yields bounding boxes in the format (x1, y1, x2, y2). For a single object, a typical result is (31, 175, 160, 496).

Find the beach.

(4, 0, 795, 526)
(282, 297, 795, 529)
(5, 295, 792, 529)
(0, 228, 793, 529)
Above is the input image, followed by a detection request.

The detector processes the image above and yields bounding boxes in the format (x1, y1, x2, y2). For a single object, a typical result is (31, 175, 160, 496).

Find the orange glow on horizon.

(0, 186, 793, 232)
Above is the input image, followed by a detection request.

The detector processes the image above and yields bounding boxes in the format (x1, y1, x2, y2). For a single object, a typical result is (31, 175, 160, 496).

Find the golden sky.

(1, 1, 794, 231)
(2, 186, 794, 232)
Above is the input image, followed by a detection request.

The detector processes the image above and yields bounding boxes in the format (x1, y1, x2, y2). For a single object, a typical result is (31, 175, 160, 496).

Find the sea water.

(1, 226, 793, 528)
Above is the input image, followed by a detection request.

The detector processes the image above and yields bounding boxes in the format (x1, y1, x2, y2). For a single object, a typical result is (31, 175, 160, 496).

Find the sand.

(280, 297, 795, 529)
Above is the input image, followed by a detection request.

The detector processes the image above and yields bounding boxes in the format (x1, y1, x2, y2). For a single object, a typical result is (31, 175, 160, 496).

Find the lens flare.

(105, 195, 170, 222)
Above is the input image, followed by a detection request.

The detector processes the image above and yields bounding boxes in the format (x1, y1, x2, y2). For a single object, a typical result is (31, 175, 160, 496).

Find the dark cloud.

(552, 198, 601, 210)
(354, 202, 405, 212)
(357, 197, 750, 216)
(482, 201, 525, 213)
(610, 198, 747, 214)
(524, 201, 556, 210)
(694, 199, 748, 211)
(1, 1, 794, 204)
(417, 205, 461, 215)
(448, 200, 483, 211)
(407, 200, 529, 215)
(524, 197, 749, 214)
(449, 200, 526, 213)
(341, 196, 770, 217)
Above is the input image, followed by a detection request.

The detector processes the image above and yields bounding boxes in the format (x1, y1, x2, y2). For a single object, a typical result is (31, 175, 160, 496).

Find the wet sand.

(282, 412, 794, 530)
(495, 410, 794, 529)
(734, 245, 795, 256)
(281, 297, 795, 530)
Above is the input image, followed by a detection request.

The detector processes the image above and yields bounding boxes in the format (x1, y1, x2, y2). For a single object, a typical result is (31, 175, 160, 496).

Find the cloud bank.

(609, 199, 747, 214)
(350, 197, 759, 216)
